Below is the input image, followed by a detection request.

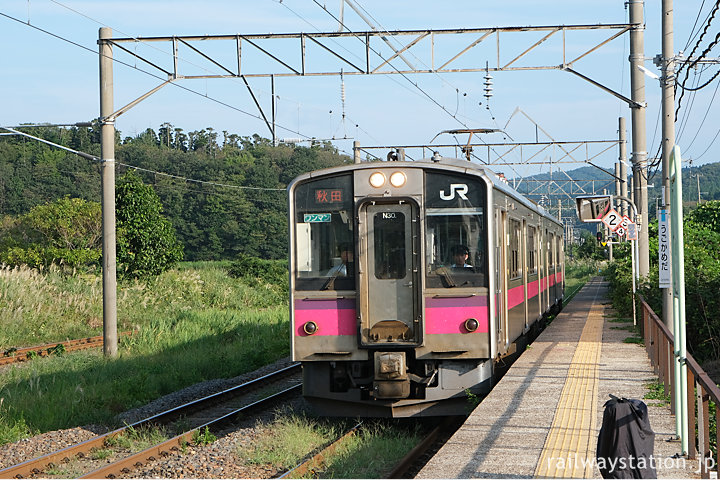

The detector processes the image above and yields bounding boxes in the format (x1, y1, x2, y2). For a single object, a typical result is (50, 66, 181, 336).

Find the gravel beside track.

(0, 357, 309, 478)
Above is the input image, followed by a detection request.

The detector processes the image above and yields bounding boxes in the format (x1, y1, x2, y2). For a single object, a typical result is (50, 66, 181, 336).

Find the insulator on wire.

(484, 74, 493, 99)
(483, 61, 493, 105)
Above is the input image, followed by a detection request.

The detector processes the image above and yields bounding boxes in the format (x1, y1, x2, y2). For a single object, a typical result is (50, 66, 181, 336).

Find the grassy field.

(0, 262, 290, 444)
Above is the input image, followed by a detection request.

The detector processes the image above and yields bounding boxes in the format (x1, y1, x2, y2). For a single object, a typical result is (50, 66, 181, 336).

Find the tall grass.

(0, 265, 103, 346)
(0, 262, 290, 444)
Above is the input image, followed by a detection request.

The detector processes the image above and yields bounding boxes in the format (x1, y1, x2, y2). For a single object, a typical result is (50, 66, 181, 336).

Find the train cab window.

(293, 175, 355, 291)
(424, 172, 487, 289)
(425, 212, 485, 288)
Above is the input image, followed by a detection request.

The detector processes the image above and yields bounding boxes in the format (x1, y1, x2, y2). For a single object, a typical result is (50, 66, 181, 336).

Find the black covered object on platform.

(596, 395, 657, 478)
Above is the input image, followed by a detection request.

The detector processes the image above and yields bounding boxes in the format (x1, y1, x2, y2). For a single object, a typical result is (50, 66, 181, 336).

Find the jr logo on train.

(288, 157, 564, 417)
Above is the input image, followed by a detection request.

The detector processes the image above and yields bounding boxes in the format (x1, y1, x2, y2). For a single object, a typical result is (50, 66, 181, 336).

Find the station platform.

(417, 278, 700, 479)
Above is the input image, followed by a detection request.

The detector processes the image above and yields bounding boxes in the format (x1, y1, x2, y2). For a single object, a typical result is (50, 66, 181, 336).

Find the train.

(287, 155, 564, 417)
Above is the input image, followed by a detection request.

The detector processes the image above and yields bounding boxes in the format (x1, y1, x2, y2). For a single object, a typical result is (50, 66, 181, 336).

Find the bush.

(227, 254, 289, 303)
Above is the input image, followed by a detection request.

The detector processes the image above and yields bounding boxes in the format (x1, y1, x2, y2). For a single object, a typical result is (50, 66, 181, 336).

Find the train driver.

(451, 244, 472, 268)
(327, 243, 354, 276)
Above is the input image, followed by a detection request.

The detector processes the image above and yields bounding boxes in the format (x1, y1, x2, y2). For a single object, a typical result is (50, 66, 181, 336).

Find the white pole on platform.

(670, 145, 688, 455)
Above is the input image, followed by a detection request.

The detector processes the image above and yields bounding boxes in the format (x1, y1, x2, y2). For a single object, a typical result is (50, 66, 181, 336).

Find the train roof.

(289, 157, 562, 226)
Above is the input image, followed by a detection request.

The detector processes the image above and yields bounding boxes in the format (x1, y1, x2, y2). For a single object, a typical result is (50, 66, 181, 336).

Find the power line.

(677, 66, 720, 91)
(348, 0, 490, 123)
(0, 11, 314, 141)
(684, 0, 710, 51)
(116, 162, 287, 192)
(684, 71, 720, 153)
(1, 125, 291, 194)
(48, 0, 367, 137)
(675, 0, 720, 121)
(692, 123, 720, 161)
(676, 65, 703, 142)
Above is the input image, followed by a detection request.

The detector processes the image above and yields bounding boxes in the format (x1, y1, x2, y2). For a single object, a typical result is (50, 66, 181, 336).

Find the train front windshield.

(424, 172, 487, 288)
(293, 174, 355, 291)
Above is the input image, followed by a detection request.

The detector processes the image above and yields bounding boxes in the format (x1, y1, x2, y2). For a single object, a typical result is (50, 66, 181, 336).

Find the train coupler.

(373, 351, 410, 399)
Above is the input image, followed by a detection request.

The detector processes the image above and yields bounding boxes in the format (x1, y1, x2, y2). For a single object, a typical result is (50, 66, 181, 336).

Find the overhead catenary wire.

(1, 125, 291, 194)
(0, 11, 315, 143)
(271, 0, 476, 126)
(305, 0, 526, 171)
(309, 0, 471, 130)
(45, 0, 392, 154)
(675, 0, 720, 121)
(345, 0, 491, 122)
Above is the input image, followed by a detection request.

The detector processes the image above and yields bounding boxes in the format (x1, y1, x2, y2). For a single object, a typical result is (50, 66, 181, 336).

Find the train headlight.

(389, 171, 407, 188)
(369, 171, 386, 188)
(464, 318, 479, 333)
(303, 321, 318, 335)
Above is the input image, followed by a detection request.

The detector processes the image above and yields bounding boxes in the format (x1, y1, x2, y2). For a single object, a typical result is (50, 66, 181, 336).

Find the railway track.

(277, 423, 364, 479)
(0, 363, 301, 479)
(1, 333, 132, 366)
(275, 417, 463, 479)
(385, 417, 463, 479)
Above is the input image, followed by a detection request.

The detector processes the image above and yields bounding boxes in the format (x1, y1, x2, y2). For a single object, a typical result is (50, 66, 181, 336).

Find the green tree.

(686, 200, 720, 231)
(116, 171, 183, 278)
(571, 229, 606, 260)
(0, 197, 102, 269)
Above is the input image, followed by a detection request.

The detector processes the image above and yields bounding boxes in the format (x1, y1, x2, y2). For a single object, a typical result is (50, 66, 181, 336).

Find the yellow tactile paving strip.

(535, 289, 605, 478)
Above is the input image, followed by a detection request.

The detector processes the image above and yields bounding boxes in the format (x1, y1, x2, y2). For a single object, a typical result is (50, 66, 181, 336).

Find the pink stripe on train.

(508, 284, 525, 309)
(425, 296, 489, 334)
(294, 298, 356, 337)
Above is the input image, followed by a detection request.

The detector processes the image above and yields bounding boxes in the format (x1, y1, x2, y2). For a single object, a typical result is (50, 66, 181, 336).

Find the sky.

(1, 0, 719, 181)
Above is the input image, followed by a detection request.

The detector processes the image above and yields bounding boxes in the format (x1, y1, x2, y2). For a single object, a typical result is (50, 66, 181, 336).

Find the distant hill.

(509, 161, 720, 218)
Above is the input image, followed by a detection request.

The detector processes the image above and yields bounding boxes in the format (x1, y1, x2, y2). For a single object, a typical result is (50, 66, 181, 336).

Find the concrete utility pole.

(619, 117, 629, 217)
(615, 161, 621, 212)
(629, 0, 650, 277)
(99, 27, 118, 357)
(661, 0, 675, 330)
(353, 140, 362, 163)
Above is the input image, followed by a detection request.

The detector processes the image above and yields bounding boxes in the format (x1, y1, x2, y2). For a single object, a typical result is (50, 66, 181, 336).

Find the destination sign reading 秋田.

(314, 189, 343, 204)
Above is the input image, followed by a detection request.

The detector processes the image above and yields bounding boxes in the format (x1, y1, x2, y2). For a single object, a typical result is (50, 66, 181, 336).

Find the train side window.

(527, 226, 537, 275)
(509, 219, 522, 280)
(548, 233, 555, 268)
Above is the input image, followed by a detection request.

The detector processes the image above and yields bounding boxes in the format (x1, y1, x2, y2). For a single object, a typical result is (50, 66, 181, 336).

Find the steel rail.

(277, 422, 364, 479)
(0, 333, 133, 366)
(0, 363, 300, 479)
(385, 418, 462, 479)
(81, 383, 303, 479)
